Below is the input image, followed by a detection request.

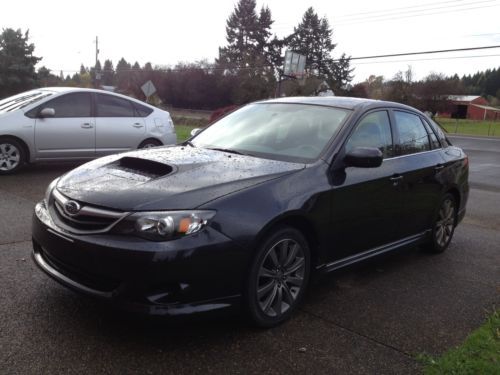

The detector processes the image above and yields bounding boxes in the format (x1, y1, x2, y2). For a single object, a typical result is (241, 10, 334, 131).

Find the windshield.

(0, 90, 54, 114)
(192, 103, 350, 163)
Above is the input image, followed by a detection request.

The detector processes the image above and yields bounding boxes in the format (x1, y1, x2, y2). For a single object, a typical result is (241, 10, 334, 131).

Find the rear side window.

(96, 94, 135, 117)
(133, 102, 153, 117)
(346, 111, 394, 158)
(427, 119, 450, 147)
(394, 111, 430, 155)
(421, 118, 441, 149)
(36, 93, 91, 118)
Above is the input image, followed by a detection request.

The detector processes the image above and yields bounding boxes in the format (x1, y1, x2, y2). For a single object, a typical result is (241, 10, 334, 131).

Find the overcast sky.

(1, 0, 499, 82)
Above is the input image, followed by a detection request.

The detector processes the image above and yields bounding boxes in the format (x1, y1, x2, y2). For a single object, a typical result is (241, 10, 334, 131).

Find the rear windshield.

(0, 91, 54, 114)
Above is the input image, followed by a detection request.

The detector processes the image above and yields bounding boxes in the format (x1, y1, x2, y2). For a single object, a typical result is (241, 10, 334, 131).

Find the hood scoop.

(111, 156, 174, 178)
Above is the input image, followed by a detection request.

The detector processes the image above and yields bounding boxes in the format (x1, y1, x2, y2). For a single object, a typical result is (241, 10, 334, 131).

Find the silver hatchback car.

(0, 87, 177, 174)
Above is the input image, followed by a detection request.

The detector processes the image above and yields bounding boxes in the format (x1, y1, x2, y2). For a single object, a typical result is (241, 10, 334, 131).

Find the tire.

(138, 139, 162, 149)
(0, 137, 26, 175)
(423, 193, 457, 253)
(246, 226, 311, 328)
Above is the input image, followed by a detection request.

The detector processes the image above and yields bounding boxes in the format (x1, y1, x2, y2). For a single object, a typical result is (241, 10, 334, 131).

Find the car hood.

(56, 146, 305, 211)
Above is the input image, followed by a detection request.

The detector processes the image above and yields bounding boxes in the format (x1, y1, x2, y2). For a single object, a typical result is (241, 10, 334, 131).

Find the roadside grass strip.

(419, 309, 500, 374)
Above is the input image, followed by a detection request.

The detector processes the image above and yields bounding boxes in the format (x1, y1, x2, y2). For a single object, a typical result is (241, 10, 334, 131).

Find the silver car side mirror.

(39, 108, 55, 118)
(190, 128, 202, 137)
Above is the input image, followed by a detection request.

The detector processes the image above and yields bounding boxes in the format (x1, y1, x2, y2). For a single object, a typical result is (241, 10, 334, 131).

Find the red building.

(441, 95, 500, 120)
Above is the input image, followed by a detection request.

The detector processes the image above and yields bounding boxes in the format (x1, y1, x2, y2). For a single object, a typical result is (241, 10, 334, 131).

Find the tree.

(287, 8, 352, 92)
(0, 28, 41, 98)
(37, 66, 61, 87)
(116, 57, 131, 91)
(102, 59, 114, 85)
(217, 0, 276, 103)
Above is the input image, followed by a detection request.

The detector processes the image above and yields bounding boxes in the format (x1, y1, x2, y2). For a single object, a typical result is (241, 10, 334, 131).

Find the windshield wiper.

(183, 140, 196, 147)
(206, 147, 247, 156)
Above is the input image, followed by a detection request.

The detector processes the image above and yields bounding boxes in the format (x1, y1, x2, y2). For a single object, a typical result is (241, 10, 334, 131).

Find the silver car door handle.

(133, 123, 144, 128)
(81, 123, 94, 129)
(434, 164, 445, 171)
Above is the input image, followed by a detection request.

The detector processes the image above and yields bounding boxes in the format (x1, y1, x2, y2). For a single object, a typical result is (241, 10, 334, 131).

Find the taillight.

(463, 156, 469, 167)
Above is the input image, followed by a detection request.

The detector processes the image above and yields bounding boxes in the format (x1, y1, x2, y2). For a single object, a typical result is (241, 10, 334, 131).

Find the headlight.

(114, 210, 216, 241)
(44, 178, 60, 204)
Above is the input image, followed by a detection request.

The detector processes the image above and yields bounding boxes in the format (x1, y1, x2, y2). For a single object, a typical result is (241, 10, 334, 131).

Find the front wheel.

(423, 193, 457, 253)
(246, 227, 311, 327)
(0, 138, 26, 175)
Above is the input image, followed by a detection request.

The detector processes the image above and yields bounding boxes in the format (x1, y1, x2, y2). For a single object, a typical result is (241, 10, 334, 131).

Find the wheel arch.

(254, 213, 321, 270)
(138, 137, 163, 148)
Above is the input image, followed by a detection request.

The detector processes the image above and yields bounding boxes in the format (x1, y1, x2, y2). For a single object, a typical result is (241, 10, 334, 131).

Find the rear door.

(390, 110, 445, 237)
(94, 93, 146, 156)
(34, 92, 94, 159)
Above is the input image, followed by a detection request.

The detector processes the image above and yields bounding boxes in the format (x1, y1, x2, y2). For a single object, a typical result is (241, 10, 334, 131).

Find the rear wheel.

(0, 138, 25, 175)
(424, 193, 457, 253)
(246, 227, 310, 327)
(138, 139, 162, 149)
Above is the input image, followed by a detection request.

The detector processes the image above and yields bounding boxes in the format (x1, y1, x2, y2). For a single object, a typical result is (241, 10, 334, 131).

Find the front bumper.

(32, 201, 246, 316)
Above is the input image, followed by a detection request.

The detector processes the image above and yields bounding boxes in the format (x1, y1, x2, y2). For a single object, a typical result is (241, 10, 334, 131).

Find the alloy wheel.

(256, 238, 306, 318)
(435, 198, 455, 248)
(0, 143, 21, 171)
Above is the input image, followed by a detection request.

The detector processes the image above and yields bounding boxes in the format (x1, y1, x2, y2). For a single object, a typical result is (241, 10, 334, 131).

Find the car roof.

(257, 96, 422, 113)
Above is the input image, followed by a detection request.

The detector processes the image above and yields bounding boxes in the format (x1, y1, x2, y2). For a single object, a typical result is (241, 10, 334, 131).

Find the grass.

(419, 309, 500, 374)
(175, 124, 200, 142)
(436, 118, 500, 137)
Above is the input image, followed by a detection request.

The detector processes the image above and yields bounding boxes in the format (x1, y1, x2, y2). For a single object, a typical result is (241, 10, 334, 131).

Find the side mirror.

(190, 128, 202, 137)
(39, 108, 55, 118)
(344, 147, 383, 168)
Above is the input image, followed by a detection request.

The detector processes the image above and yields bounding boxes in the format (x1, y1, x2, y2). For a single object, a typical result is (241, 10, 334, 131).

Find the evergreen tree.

(217, 0, 276, 103)
(102, 59, 115, 85)
(116, 57, 131, 91)
(0, 28, 41, 98)
(287, 8, 352, 91)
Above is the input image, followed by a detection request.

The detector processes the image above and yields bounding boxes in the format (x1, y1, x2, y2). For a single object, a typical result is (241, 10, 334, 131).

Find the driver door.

(34, 92, 95, 159)
(328, 110, 402, 261)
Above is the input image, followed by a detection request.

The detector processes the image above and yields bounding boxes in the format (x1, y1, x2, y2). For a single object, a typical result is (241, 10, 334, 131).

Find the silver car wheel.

(0, 143, 21, 171)
(435, 198, 455, 248)
(256, 238, 305, 318)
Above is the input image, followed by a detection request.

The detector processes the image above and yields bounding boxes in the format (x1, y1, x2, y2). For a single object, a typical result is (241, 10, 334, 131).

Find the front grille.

(50, 189, 128, 234)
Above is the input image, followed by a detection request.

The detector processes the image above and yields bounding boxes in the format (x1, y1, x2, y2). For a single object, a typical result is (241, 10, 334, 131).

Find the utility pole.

(94, 36, 101, 88)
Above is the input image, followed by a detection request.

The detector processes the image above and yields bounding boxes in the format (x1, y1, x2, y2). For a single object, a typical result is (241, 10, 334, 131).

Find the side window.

(96, 94, 135, 117)
(133, 102, 153, 117)
(394, 111, 430, 155)
(41, 93, 91, 118)
(428, 119, 450, 147)
(421, 117, 441, 149)
(346, 111, 394, 158)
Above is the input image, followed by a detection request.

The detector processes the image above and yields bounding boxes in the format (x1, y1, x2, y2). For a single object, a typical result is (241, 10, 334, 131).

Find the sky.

(1, 0, 499, 83)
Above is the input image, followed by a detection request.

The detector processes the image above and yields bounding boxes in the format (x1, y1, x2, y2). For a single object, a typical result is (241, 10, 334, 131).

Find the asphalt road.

(1, 137, 499, 374)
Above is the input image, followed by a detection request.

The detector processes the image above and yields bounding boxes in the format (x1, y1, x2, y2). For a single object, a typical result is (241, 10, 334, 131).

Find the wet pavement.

(0, 136, 499, 374)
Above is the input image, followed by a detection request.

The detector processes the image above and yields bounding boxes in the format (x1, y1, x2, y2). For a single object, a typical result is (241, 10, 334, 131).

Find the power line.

(334, 0, 495, 23)
(353, 53, 500, 65)
(348, 45, 500, 61)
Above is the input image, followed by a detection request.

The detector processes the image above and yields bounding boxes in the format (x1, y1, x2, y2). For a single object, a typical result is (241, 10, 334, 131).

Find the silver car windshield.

(0, 91, 54, 114)
(192, 103, 351, 163)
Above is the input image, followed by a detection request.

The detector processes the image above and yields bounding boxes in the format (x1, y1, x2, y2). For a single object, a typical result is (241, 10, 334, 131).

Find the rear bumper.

(32, 201, 246, 316)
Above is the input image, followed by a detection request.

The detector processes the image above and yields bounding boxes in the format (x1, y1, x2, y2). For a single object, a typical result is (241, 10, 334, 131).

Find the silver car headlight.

(115, 210, 216, 241)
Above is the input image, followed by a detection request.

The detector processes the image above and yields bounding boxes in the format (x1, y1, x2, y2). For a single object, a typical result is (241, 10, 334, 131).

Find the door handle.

(133, 123, 144, 128)
(389, 175, 403, 186)
(81, 123, 94, 129)
(434, 164, 445, 171)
